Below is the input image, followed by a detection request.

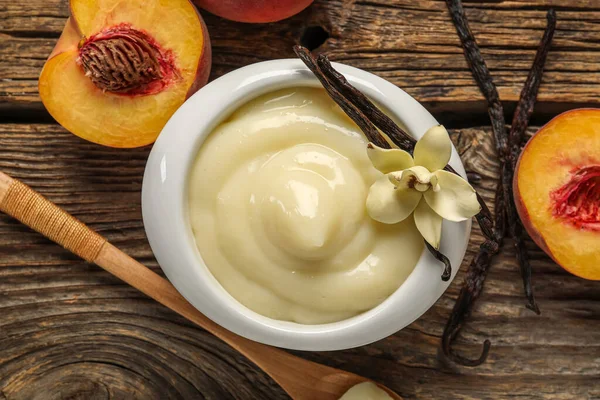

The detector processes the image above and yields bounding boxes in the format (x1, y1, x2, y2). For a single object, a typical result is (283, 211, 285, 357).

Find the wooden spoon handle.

(0, 172, 355, 400)
(0, 172, 242, 343)
(0, 175, 106, 262)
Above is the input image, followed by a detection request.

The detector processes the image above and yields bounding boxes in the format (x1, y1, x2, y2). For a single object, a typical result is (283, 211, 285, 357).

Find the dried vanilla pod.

(443, 0, 556, 365)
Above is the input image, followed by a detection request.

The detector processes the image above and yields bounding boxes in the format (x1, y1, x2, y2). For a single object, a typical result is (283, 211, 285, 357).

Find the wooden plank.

(3, 0, 600, 116)
(0, 123, 598, 399)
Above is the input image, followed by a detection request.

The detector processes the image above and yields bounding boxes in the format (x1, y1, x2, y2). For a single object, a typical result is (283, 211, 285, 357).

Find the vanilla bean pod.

(445, 0, 508, 160)
(506, 166, 540, 314)
(443, 0, 555, 364)
(426, 242, 452, 281)
(506, 10, 555, 314)
(316, 54, 416, 150)
(293, 46, 388, 149)
(509, 10, 556, 165)
(443, 0, 510, 366)
(313, 51, 494, 236)
(442, 184, 504, 365)
(294, 45, 455, 280)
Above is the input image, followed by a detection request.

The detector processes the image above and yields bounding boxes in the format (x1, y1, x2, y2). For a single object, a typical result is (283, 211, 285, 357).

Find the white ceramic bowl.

(142, 59, 471, 351)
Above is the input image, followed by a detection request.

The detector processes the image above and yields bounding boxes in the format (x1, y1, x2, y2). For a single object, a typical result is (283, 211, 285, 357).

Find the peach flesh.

(194, 0, 314, 23)
(514, 109, 600, 280)
(39, 0, 211, 148)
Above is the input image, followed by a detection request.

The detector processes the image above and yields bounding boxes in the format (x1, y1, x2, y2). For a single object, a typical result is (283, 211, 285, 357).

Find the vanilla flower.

(366, 125, 480, 249)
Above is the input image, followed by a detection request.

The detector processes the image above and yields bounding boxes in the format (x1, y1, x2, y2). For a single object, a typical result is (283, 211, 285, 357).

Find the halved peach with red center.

(39, 0, 211, 148)
(514, 109, 600, 280)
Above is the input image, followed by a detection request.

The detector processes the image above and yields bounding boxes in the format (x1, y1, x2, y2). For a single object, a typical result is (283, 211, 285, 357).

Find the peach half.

(194, 0, 314, 23)
(39, 0, 211, 148)
(514, 109, 600, 280)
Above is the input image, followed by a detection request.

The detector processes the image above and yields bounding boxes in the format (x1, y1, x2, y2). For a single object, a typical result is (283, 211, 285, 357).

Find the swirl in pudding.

(188, 88, 423, 324)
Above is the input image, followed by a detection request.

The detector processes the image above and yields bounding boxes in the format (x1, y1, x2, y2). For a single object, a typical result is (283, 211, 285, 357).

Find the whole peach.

(194, 0, 314, 23)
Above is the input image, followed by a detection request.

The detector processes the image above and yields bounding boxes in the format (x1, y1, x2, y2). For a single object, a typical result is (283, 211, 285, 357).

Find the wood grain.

(0, 177, 374, 400)
(2, 0, 600, 398)
(4, 0, 600, 117)
(0, 123, 599, 399)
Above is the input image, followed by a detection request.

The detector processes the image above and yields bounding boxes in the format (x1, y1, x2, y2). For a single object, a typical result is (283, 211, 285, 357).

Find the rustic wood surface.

(0, 0, 599, 399)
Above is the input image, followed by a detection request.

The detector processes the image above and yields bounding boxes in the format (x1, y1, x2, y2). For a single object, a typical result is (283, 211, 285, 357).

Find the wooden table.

(1, 1, 599, 399)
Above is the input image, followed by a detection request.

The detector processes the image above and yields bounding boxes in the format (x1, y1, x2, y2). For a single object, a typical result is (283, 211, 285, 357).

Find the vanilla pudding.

(188, 87, 423, 324)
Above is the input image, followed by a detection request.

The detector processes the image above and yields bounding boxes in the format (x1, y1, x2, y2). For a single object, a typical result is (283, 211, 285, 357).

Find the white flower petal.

(367, 175, 421, 224)
(424, 170, 481, 221)
(388, 166, 433, 191)
(414, 125, 452, 172)
(414, 198, 443, 249)
(367, 143, 414, 174)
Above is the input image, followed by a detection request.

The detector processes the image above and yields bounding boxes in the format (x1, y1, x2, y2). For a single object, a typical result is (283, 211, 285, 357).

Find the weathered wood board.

(1, 124, 598, 399)
(1, 0, 599, 399)
(4, 0, 600, 115)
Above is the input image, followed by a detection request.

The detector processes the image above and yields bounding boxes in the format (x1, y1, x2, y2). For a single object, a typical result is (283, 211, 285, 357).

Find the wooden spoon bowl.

(0, 172, 402, 400)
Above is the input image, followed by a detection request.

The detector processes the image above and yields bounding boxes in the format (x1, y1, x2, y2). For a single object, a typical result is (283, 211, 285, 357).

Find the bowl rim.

(142, 58, 471, 351)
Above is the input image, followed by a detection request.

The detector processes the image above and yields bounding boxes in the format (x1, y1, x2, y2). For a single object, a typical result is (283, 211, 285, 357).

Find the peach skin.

(194, 0, 314, 23)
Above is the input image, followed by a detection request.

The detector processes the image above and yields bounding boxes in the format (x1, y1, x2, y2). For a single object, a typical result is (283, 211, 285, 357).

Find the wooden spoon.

(0, 171, 402, 400)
